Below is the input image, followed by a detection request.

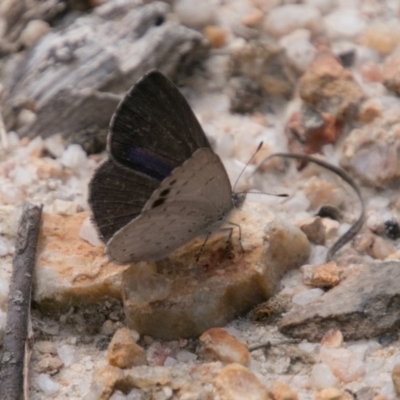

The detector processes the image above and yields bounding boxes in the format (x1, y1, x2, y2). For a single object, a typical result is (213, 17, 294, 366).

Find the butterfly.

(89, 70, 245, 264)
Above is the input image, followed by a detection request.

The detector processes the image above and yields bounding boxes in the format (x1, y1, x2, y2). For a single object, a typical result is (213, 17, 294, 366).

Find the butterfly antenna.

(233, 141, 264, 193)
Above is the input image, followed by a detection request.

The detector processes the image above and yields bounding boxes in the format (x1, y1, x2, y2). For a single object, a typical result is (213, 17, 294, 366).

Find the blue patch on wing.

(128, 147, 174, 181)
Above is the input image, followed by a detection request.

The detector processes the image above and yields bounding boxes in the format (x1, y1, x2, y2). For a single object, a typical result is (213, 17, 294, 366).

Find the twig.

(255, 153, 365, 262)
(0, 203, 43, 400)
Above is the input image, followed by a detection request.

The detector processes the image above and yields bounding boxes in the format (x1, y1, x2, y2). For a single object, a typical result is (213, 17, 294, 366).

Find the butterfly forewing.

(106, 148, 233, 263)
(108, 71, 211, 181)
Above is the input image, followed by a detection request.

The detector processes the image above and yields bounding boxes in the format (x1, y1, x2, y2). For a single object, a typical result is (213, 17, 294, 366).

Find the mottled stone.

(108, 328, 147, 368)
(392, 363, 400, 396)
(214, 363, 271, 400)
(315, 388, 350, 400)
(270, 380, 298, 400)
(320, 329, 343, 348)
(123, 202, 310, 339)
(35, 354, 64, 375)
(199, 328, 250, 365)
(298, 47, 365, 120)
(383, 54, 400, 95)
(279, 261, 400, 340)
(302, 262, 340, 288)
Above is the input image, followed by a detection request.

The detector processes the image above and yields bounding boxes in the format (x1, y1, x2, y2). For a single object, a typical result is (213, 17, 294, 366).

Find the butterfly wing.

(107, 148, 233, 263)
(89, 70, 211, 241)
(108, 70, 212, 181)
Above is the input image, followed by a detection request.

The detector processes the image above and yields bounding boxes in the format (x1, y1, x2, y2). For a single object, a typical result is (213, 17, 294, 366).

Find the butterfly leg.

(196, 233, 211, 261)
(226, 222, 243, 252)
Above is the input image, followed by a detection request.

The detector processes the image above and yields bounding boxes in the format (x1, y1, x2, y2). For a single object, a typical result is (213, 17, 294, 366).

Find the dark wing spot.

(160, 188, 171, 197)
(151, 198, 166, 208)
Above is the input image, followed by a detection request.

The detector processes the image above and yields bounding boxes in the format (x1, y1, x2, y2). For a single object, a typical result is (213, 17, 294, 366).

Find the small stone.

(20, 19, 50, 48)
(0, 183, 25, 204)
(270, 381, 298, 400)
(292, 288, 324, 305)
(324, 9, 366, 39)
(44, 134, 66, 158)
(315, 388, 349, 400)
(369, 236, 397, 260)
(79, 216, 103, 247)
(61, 144, 88, 172)
(304, 262, 341, 288)
(199, 327, 250, 365)
(297, 216, 326, 245)
(37, 373, 60, 395)
(383, 54, 400, 95)
(320, 219, 339, 242)
(363, 22, 400, 55)
(310, 364, 339, 390)
(57, 344, 76, 367)
(320, 329, 343, 348)
(46, 199, 79, 216)
(36, 341, 58, 355)
(17, 109, 36, 128)
(204, 26, 227, 48)
(108, 327, 147, 368)
(241, 9, 264, 27)
(358, 99, 382, 123)
(392, 364, 400, 396)
(174, 0, 216, 29)
(35, 354, 64, 375)
(319, 346, 366, 383)
(214, 363, 271, 400)
(264, 5, 321, 38)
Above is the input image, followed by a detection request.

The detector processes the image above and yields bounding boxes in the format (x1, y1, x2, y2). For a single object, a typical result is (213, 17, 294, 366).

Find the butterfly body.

(89, 70, 241, 263)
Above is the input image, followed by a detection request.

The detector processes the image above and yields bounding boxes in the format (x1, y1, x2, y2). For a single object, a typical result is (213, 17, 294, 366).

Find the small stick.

(0, 203, 43, 400)
(255, 153, 365, 262)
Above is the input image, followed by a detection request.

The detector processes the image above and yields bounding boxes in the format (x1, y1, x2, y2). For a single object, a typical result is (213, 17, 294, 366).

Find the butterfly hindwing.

(106, 148, 233, 263)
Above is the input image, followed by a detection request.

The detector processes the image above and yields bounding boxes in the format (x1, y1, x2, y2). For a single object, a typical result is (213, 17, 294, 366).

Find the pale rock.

(79, 216, 103, 247)
(176, 349, 197, 363)
(109, 391, 126, 400)
(366, 210, 385, 234)
(320, 329, 343, 348)
(123, 202, 309, 339)
(264, 5, 321, 38)
(37, 373, 60, 395)
(310, 363, 339, 390)
(270, 381, 298, 400)
(9, 165, 37, 187)
(0, 182, 25, 204)
(163, 356, 177, 367)
(20, 19, 50, 48)
(7, 131, 20, 147)
(369, 236, 397, 260)
(214, 363, 271, 400)
(324, 9, 367, 39)
(0, 309, 7, 344)
(279, 29, 316, 72)
(46, 199, 79, 216)
(303, 176, 344, 209)
(108, 327, 147, 368)
(17, 108, 36, 128)
(57, 344, 76, 367)
(35, 354, 64, 375)
(321, 219, 340, 242)
(292, 288, 324, 305)
(199, 328, 250, 365)
(319, 346, 366, 382)
(308, 245, 328, 265)
(363, 21, 400, 55)
(61, 144, 88, 172)
(305, 0, 336, 14)
(174, 0, 216, 29)
(0, 236, 11, 256)
(44, 134, 66, 158)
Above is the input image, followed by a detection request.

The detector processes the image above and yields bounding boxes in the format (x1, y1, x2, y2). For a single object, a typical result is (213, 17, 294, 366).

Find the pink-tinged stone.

(302, 262, 341, 288)
(270, 380, 298, 400)
(320, 329, 343, 348)
(199, 328, 250, 365)
(214, 363, 271, 400)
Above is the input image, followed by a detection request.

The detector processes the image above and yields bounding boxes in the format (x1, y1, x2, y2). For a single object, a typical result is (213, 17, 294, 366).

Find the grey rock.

(279, 260, 400, 341)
